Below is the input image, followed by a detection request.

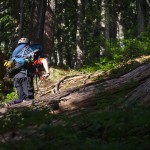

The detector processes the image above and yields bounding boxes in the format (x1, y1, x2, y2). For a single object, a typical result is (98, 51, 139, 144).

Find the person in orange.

(33, 57, 50, 79)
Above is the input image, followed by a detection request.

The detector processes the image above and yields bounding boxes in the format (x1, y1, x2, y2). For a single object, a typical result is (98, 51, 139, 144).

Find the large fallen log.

(33, 61, 150, 111)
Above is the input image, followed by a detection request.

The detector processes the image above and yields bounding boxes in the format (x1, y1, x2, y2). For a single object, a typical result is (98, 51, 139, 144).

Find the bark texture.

(33, 61, 150, 112)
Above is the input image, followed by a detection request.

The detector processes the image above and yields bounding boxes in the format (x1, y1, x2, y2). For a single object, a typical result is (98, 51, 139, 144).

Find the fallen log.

(1, 61, 150, 113)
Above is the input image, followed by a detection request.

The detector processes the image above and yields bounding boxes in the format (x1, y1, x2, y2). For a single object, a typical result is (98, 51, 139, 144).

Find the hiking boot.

(22, 99, 34, 106)
(8, 99, 34, 108)
(0, 107, 8, 114)
(8, 99, 23, 105)
(0, 104, 8, 114)
(4, 103, 10, 108)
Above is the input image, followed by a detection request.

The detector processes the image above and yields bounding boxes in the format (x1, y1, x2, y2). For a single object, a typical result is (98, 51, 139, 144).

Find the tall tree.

(137, 0, 145, 35)
(56, 8, 65, 66)
(37, 0, 47, 41)
(76, 0, 84, 69)
(46, 0, 56, 65)
(102, 0, 112, 57)
(145, 0, 150, 7)
(18, 0, 24, 38)
(28, 0, 35, 39)
(110, 0, 117, 39)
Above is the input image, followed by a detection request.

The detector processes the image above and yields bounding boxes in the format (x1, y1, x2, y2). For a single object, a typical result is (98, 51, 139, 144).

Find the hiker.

(4, 37, 50, 107)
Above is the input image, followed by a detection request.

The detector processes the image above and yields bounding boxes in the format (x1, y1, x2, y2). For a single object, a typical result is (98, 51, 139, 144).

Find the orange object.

(33, 58, 44, 65)
(33, 58, 50, 76)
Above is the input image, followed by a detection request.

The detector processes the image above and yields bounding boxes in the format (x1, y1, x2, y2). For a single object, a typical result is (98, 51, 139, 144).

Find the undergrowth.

(0, 92, 150, 150)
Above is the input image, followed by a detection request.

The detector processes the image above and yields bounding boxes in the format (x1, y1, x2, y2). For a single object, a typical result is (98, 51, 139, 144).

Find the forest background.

(0, 0, 150, 70)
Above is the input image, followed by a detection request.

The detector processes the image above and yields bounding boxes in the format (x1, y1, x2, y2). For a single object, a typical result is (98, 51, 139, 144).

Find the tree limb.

(145, 0, 150, 7)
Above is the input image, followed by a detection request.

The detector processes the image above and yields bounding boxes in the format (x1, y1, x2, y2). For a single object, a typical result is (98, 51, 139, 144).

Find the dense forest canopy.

(0, 0, 150, 71)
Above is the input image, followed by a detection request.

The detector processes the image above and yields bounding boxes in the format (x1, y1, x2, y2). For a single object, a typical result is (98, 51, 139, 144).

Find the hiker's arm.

(41, 58, 50, 78)
(33, 58, 50, 78)
(41, 58, 49, 74)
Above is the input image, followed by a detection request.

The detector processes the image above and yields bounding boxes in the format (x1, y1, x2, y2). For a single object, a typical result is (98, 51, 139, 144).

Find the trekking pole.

(35, 73, 39, 91)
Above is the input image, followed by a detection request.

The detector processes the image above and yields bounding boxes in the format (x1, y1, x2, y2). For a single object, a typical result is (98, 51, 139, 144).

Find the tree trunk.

(103, 0, 112, 57)
(145, 0, 150, 7)
(57, 10, 65, 67)
(37, 0, 47, 41)
(110, 0, 117, 40)
(76, 0, 84, 69)
(28, 0, 35, 39)
(0, 51, 6, 78)
(104, 0, 110, 41)
(137, 0, 145, 35)
(18, 0, 24, 38)
(44, 0, 56, 64)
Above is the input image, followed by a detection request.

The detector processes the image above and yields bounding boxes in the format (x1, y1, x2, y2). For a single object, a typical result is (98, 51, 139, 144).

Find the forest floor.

(0, 55, 150, 149)
(34, 54, 150, 113)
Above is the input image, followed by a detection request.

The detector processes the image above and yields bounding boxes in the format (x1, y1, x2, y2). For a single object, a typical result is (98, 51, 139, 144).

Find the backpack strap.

(15, 45, 30, 58)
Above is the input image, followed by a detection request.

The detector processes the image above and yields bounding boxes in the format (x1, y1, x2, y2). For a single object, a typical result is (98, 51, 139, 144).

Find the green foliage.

(0, 15, 17, 40)
(95, 58, 117, 70)
(4, 89, 18, 103)
(0, 101, 150, 149)
(1, 0, 150, 68)
(110, 34, 150, 63)
(81, 30, 150, 73)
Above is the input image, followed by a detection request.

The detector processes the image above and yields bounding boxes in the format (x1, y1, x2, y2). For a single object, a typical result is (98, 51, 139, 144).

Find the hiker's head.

(18, 38, 29, 44)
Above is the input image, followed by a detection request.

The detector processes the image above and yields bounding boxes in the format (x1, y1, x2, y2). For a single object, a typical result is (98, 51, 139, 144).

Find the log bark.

(34, 61, 150, 112)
